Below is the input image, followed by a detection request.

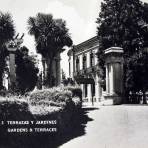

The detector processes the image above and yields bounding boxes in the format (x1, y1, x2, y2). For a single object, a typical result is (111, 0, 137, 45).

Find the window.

(76, 58, 80, 72)
(83, 55, 87, 69)
(85, 84, 87, 97)
(90, 52, 95, 67)
(92, 84, 95, 97)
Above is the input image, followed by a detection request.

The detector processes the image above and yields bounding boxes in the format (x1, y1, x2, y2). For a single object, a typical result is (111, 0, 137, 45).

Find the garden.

(0, 86, 86, 148)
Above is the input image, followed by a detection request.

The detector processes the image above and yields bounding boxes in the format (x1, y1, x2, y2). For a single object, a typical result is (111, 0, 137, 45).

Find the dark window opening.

(76, 58, 80, 72)
(85, 84, 87, 97)
(90, 52, 95, 67)
(83, 55, 87, 69)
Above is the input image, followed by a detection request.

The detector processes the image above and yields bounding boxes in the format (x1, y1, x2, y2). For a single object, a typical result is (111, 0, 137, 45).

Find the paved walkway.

(60, 104, 148, 148)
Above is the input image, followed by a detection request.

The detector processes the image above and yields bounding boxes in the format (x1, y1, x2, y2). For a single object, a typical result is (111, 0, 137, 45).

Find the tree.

(0, 12, 15, 89)
(15, 46, 39, 94)
(97, 0, 145, 55)
(96, 0, 148, 103)
(96, 0, 147, 72)
(28, 13, 72, 87)
(125, 52, 148, 104)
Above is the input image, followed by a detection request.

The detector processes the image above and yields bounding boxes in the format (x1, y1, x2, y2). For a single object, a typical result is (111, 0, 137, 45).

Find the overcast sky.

(0, 0, 148, 76)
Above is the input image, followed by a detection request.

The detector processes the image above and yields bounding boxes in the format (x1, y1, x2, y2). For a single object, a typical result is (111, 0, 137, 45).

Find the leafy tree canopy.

(0, 11, 15, 89)
(15, 46, 39, 94)
(96, 0, 147, 57)
(126, 52, 148, 91)
(0, 12, 15, 45)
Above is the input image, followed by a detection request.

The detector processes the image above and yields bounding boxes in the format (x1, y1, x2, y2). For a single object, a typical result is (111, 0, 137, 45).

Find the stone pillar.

(79, 55, 83, 70)
(106, 64, 109, 94)
(95, 74, 102, 102)
(87, 52, 90, 68)
(87, 84, 92, 102)
(6, 35, 24, 90)
(81, 84, 85, 101)
(94, 49, 98, 65)
(9, 53, 16, 87)
(104, 47, 124, 105)
(110, 64, 114, 95)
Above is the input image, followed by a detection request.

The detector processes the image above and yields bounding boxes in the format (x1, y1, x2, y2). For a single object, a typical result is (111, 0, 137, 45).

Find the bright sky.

(0, 0, 148, 76)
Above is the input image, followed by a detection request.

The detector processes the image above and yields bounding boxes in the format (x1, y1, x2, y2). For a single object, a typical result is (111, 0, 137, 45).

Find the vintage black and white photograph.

(0, 0, 148, 147)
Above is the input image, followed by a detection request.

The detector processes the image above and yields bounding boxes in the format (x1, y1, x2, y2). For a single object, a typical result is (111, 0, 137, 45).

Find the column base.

(104, 94, 123, 105)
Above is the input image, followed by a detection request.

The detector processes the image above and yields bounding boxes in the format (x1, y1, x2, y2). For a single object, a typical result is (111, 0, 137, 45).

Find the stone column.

(110, 64, 114, 95)
(104, 47, 124, 105)
(87, 52, 90, 68)
(106, 64, 109, 94)
(79, 55, 83, 70)
(82, 84, 85, 101)
(9, 53, 16, 86)
(95, 74, 102, 102)
(87, 84, 92, 102)
(6, 35, 24, 90)
(80, 84, 84, 100)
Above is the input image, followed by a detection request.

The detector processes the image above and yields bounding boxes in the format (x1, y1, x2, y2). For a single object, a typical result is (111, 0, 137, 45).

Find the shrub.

(0, 86, 83, 148)
(0, 97, 32, 121)
(63, 86, 82, 99)
(29, 104, 62, 115)
(63, 86, 82, 108)
(29, 87, 72, 108)
(72, 97, 82, 109)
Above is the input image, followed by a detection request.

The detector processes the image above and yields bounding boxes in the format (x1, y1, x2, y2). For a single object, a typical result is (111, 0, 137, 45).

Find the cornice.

(67, 36, 99, 56)
(74, 36, 99, 53)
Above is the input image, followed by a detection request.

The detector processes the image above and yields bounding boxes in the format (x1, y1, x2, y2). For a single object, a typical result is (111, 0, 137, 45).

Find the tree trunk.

(45, 55, 54, 88)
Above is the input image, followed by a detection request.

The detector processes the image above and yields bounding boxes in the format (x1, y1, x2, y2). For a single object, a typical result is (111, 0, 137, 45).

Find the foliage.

(125, 51, 148, 103)
(28, 13, 73, 87)
(96, 0, 148, 71)
(62, 77, 75, 86)
(0, 12, 15, 89)
(0, 12, 15, 45)
(29, 87, 72, 108)
(15, 46, 39, 94)
(97, 0, 145, 53)
(29, 86, 82, 111)
(63, 86, 82, 99)
(96, 0, 148, 102)
(0, 97, 31, 121)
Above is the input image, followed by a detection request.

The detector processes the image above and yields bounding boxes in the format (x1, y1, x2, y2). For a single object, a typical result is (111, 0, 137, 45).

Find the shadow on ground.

(0, 107, 98, 148)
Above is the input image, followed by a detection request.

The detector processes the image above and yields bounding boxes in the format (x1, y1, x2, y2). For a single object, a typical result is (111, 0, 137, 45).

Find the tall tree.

(28, 13, 72, 87)
(96, 0, 146, 66)
(0, 12, 15, 89)
(15, 46, 39, 94)
(96, 0, 148, 102)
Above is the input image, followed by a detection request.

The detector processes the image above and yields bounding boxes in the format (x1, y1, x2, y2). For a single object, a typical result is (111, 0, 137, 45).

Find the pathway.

(60, 104, 148, 148)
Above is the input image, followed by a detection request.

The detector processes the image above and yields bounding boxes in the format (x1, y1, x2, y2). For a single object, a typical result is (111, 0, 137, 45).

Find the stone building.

(68, 36, 104, 102)
(68, 36, 124, 104)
